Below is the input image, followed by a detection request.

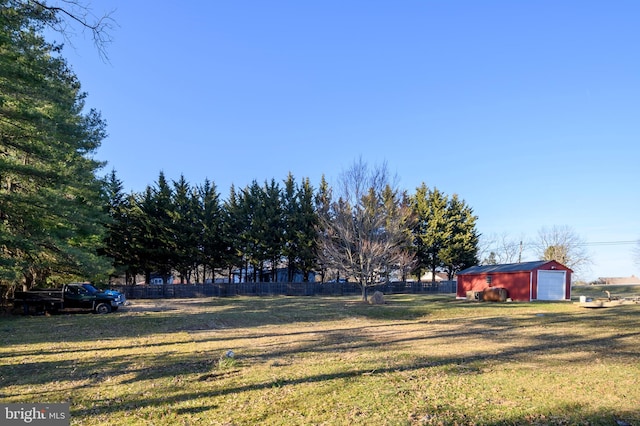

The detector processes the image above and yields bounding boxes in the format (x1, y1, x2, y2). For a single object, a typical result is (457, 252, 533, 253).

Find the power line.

(484, 240, 638, 249)
(582, 240, 637, 247)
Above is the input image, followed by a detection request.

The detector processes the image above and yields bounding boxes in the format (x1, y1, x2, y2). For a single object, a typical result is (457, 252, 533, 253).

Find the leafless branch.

(479, 232, 526, 264)
(534, 225, 592, 275)
(317, 159, 411, 300)
(28, 0, 117, 61)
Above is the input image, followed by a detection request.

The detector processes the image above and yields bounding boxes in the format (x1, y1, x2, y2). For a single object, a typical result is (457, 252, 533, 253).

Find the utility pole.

(518, 241, 523, 263)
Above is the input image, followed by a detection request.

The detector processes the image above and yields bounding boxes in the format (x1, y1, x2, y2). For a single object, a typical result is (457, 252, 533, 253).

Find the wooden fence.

(112, 280, 457, 299)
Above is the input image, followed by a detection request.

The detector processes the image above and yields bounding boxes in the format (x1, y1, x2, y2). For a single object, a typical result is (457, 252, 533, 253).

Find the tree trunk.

(288, 257, 294, 282)
(361, 284, 368, 302)
(23, 271, 33, 291)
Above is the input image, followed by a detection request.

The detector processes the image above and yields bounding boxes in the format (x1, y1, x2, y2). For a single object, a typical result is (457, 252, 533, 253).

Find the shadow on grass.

(64, 349, 639, 426)
(1, 296, 377, 344)
(2, 305, 639, 390)
(2, 295, 639, 424)
(2, 299, 637, 360)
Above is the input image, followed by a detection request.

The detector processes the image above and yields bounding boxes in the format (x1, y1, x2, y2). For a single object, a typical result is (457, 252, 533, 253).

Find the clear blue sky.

(59, 0, 639, 281)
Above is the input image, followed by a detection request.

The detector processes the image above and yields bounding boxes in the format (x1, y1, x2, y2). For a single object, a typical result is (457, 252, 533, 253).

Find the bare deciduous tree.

(481, 232, 525, 264)
(26, 0, 116, 59)
(534, 225, 591, 275)
(317, 159, 413, 301)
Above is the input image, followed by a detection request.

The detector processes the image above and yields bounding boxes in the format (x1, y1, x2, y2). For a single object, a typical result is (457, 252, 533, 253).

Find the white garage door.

(537, 270, 566, 300)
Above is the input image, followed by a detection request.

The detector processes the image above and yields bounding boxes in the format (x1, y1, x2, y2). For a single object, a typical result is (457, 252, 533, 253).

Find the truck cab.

(63, 283, 126, 313)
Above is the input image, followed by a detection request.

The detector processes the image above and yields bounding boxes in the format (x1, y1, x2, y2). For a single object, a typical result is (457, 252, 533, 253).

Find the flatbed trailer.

(13, 289, 65, 314)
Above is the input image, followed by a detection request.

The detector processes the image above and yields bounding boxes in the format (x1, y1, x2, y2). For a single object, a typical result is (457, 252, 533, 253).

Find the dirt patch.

(122, 299, 209, 313)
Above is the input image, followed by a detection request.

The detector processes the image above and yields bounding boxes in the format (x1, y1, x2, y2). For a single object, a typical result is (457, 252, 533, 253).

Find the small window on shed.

(486, 276, 493, 285)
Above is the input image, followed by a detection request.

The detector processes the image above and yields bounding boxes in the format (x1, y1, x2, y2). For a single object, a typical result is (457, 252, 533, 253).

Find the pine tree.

(261, 179, 284, 282)
(440, 194, 479, 279)
(1, 2, 109, 287)
(412, 184, 448, 283)
(130, 187, 156, 284)
(296, 178, 318, 282)
(199, 179, 226, 283)
(222, 184, 245, 282)
(314, 175, 332, 283)
(127, 173, 176, 284)
(282, 173, 318, 282)
(238, 181, 262, 281)
(171, 175, 199, 283)
(101, 169, 131, 282)
(149, 172, 176, 282)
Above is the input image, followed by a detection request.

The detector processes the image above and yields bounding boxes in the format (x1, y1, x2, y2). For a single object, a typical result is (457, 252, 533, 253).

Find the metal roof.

(458, 260, 551, 275)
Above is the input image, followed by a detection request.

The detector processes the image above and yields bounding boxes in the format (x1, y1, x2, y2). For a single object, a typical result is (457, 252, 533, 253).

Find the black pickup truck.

(13, 283, 126, 314)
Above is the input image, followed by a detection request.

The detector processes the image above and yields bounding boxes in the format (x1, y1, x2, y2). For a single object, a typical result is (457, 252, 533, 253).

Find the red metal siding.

(457, 274, 488, 297)
(457, 272, 532, 301)
(531, 261, 572, 300)
(457, 260, 573, 302)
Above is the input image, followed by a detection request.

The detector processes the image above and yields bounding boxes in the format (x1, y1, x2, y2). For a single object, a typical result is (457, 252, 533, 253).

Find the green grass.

(1, 294, 639, 425)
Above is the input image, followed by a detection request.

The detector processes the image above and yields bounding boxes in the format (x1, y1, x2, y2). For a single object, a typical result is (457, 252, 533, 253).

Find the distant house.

(457, 260, 572, 302)
(419, 271, 449, 282)
(230, 267, 315, 283)
(149, 275, 174, 285)
(598, 276, 640, 285)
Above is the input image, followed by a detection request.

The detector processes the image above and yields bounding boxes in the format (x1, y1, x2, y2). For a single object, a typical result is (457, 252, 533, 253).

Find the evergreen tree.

(440, 194, 479, 279)
(412, 184, 448, 283)
(238, 181, 261, 281)
(171, 175, 199, 283)
(483, 252, 498, 265)
(314, 175, 332, 282)
(0, 2, 109, 288)
(130, 187, 157, 284)
(223, 184, 247, 282)
(128, 173, 176, 284)
(282, 173, 318, 282)
(101, 169, 131, 282)
(149, 172, 176, 282)
(237, 180, 284, 281)
(296, 178, 318, 282)
(262, 179, 284, 281)
(118, 193, 144, 284)
(282, 173, 298, 281)
(199, 179, 226, 282)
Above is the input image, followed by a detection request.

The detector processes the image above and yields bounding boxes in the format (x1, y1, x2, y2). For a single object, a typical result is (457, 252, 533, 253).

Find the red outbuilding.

(457, 260, 572, 302)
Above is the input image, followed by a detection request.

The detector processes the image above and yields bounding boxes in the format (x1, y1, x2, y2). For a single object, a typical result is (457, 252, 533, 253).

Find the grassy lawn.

(1, 292, 639, 425)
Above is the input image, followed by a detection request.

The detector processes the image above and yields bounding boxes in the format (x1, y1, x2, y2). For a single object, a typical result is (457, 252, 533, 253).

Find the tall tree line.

(102, 172, 321, 285)
(101, 165, 480, 292)
(412, 183, 480, 282)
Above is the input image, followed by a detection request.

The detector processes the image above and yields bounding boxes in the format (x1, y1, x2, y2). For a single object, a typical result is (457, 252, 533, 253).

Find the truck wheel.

(95, 303, 112, 314)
